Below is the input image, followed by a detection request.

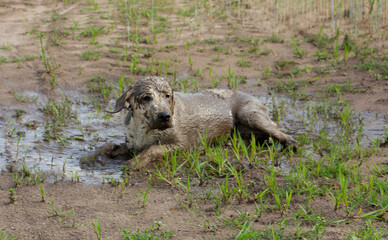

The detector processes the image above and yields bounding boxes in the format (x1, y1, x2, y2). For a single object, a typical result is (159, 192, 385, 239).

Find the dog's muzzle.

(149, 111, 172, 130)
(157, 112, 171, 122)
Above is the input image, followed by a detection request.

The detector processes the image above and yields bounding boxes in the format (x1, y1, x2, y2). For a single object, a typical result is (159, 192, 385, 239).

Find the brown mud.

(0, 0, 387, 239)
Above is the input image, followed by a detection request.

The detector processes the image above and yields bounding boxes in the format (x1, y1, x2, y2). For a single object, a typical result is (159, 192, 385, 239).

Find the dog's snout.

(157, 112, 171, 122)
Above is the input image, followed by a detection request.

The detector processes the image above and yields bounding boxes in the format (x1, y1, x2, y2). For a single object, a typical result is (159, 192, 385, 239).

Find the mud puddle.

(0, 88, 386, 184)
(0, 90, 128, 184)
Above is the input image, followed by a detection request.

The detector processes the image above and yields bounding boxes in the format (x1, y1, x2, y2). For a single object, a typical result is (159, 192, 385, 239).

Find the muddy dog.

(111, 76, 299, 169)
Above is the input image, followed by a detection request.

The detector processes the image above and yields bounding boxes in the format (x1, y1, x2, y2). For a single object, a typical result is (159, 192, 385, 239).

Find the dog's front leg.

(128, 145, 173, 169)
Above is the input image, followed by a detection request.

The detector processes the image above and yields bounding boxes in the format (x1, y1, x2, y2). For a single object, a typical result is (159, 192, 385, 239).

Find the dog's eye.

(143, 96, 152, 102)
(166, 94, 170, 99)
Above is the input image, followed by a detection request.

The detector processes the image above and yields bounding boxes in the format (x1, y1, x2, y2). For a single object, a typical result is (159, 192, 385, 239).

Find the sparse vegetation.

(81, 25, 105, 45)
(121, 222, 173, 239)
(264, 34, 284, 43)
(87, 75, 113, 103)
(39, 35, 58, 89)
(42, 98, 79, 141)
(236, 59, 252, 68)
(0, 229, 17, 240)
(80, 50, 102, 60)
(0, 0, 386, 239)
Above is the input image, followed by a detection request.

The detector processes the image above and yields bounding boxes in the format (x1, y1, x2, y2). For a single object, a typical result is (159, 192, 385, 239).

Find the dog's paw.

(126, 145, 166, 170)
(127, 158, 137, 170)
(127, 151, 154, 170)
(127, 155, 143, 170)
(286, 136, 300, 147)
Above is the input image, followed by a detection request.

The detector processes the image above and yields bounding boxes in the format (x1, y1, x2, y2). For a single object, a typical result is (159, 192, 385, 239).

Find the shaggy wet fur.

(112, 76, 299, 169)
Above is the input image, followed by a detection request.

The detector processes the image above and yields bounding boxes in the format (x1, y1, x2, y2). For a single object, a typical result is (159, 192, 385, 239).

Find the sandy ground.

(0, 0, 387, 239)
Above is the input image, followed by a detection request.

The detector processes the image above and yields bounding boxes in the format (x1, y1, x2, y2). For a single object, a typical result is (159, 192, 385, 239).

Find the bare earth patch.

(0, 0, 387, 239)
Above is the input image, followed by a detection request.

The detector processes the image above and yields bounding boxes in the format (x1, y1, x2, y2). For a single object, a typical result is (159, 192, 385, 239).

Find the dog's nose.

(157, 112, 170, 122)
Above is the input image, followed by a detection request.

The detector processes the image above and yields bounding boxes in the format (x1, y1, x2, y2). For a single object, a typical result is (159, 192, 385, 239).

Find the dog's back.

(172, 90, 236, 148)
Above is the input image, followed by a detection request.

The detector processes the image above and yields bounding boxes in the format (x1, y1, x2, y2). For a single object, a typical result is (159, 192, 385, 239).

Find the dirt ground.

(0, 0, 387, 239)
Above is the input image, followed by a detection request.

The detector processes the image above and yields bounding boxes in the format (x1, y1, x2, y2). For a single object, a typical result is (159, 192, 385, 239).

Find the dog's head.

(112, 76, 175, 130)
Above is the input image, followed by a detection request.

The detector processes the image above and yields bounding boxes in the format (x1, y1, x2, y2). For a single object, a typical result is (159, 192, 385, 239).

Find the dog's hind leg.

(236, 100, 299, 147)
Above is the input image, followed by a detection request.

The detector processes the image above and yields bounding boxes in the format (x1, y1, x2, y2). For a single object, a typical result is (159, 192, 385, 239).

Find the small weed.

(178, 175, 195, 208)
(13, 109, 25, 119)
(9, 188, 16, 204)
(40, 35, 58, 89)
(121, 222, 173, 239)
(6, 55, 38, 64)
(184, 148, 207, 185)
(80, 50, 102, 60)
(42, 98, 77, 124)
(308, 25, 333, 48)
(228, 165, 249, 203)
(218, 175, 234, 204)
(137, 182, 151, 208)
(120, 178, 128, 197)
(341, 34, 357, 52)
(24, 165, 46, 185)
(326, 79, 363, 95)
(69, 20, 79, 39)
(264, 33, 284, 43)
(188, 56, 193, 70)
(234, 221, 258, 239)
(152, 20, 171, 34)
(275, 60, 298, 70)
(291, 38, 307, 58)
(108, 47, 123, 54)
(237, 59, 252, 67)
(259, 47, 272, 56)
(154, 149, 185, 185)
(255, 189, 269, 217)
(261, 67, 271, 80)
(92, 216, 102, 240)
(107, 177, 120, 187)
(40, 184, 45, 202)
(12, 172, 24, 186)
(202, 219, 218, 232)
(0, 43, 12, 50)
(368, 69, 382, 81)
(214, 45, 223, 53)
(81, 25, 105, 45)
(0, 56, 7, 63)
(88, 76, 113, 103)
(48, 10, 67, 22)
(346, 219, 387, 239)
(13, 93, 38, 103)
(313, 49, 330, 60)
(204, 38, 221, 45)
(42, 98, 78, 141)
(5, 119, 19, 138)
(51, 26, 64, 46)
(227, 67, 239, 90)
(273, 79, 308, 100)
(184, 39, 198, 52)
(70, 169, 80, 183)
(0, 229, 17, 240)
(357, 60, 388, 76)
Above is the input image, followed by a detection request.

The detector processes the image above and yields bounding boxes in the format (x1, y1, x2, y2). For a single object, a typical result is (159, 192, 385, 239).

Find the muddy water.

(0, 90, 386, 184)
(262, 96, 387, 146)
(0, 90, 128, 184)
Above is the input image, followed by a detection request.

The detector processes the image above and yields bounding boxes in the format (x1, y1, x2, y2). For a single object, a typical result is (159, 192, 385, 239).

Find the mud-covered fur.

(113, 76, 299, 169)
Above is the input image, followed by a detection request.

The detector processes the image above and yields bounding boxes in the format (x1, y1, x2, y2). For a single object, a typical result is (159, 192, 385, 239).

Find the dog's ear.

(168, 81, 175, 116)
(170, 92, 175, 116)
(109, 86, 133, 114)
(124, 109, 132, 125)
